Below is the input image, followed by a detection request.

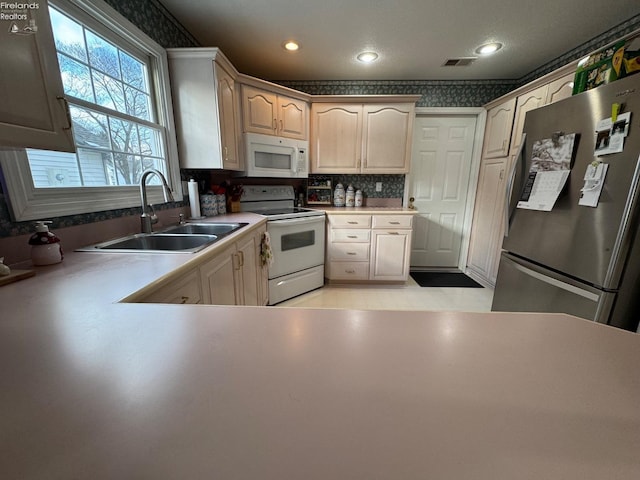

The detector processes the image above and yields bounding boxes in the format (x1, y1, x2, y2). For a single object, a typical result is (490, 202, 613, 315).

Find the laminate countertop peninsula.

(1, 212, 639, 479)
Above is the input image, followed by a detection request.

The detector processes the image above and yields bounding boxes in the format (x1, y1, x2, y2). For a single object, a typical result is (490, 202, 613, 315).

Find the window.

(0, 0, 181, 221)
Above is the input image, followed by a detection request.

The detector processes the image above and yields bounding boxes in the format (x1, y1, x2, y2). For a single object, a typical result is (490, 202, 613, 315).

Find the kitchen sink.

(160, 222, 248, 236)
(76, 222, 249, 253)
(78, 233, 219, 253)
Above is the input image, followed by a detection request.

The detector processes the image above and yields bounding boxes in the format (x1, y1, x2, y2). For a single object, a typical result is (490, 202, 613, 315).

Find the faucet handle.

(148, 204, 158, 225)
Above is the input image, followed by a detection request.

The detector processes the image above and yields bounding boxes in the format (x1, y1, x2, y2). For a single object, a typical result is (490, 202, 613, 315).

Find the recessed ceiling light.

(475, 42, 503, 55)
(283, 41, 299, 51)
(357, 51, 378, 63)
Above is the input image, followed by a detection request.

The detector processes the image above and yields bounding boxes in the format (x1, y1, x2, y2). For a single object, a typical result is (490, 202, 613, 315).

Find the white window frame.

(0, 0, 182, 221)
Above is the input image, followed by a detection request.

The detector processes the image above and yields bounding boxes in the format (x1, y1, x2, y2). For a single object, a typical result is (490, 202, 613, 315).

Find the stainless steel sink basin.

(161, 222, 248, 236)
(76, 222, 249, 253)
(78, 233, 218, 253)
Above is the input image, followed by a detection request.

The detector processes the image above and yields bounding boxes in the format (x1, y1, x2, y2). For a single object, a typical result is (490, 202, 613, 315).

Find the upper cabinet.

(311, 97, 419, 174)
(545, 72, 575, 105)
(481, 98, 516, 159)
(0, 2, 75, 152)
(167, 48, 242, 170)
(241, 85, 307, 140)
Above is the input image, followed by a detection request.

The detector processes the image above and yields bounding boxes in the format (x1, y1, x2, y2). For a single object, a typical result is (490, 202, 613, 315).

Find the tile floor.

(277, 276, 494, 312)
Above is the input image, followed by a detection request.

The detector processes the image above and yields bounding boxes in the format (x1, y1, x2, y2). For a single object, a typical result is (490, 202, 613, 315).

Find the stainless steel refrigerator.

(492, 73, 640, 332)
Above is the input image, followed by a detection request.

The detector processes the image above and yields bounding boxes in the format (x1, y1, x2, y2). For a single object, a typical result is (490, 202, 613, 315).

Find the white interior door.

(409, 115, 477, 268)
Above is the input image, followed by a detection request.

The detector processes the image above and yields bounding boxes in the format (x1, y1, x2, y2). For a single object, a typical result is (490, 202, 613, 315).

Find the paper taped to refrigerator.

(518, 133, 577, 212)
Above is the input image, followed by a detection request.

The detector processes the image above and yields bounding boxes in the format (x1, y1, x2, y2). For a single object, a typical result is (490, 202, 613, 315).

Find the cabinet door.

(362, 104, 414, 173)
(545, 73, 574, 104)
(510, 85, 547, 156)
(482, 98, 516, 159)
(141, 269, 203, 304)
(0, 4, 74, 152)
(277, 96, 307, 140)
(242, 85, 277, 135)
(236, 231, 262, 306)
(310, 104, 362, 173)
(466, 158, 507, 285)
(216, 65, 241, 170)
(370, 230, 412, 281)
(200, 244, 240, 305)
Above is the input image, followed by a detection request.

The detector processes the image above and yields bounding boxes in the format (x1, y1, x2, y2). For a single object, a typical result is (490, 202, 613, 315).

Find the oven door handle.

(268, 216, 324, 226)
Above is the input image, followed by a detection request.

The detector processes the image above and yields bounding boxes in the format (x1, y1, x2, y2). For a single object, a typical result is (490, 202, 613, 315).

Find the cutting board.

(0, 269, 35, 287)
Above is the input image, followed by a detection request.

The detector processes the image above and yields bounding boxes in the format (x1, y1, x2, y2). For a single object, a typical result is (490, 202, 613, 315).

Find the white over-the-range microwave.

(244, 132, 309, 178)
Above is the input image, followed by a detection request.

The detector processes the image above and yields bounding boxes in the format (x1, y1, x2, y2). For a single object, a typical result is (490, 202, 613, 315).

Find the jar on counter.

(355, 189, 363, 207)
(345, 185, 355, 207)
(333, 183, 345, 207)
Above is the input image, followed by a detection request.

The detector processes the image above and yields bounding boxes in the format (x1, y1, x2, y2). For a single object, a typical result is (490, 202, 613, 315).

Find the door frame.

(404, 107, 487, 272)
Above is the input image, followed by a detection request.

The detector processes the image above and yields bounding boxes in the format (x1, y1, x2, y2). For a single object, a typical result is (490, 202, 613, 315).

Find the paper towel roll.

(188, 179, 201, 219)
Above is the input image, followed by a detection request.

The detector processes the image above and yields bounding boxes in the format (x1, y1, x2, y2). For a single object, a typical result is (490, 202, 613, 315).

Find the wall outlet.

(375, 182, 382, 192)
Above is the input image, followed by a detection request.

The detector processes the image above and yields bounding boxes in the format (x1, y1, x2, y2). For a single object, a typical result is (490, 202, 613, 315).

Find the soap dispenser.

(29, 221, 64, 266)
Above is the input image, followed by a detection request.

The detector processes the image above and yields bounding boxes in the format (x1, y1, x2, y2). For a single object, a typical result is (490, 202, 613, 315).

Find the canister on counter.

(333, 183, 345, 207)
(355, 189, 363, 207)
(345, 184, 355, 207)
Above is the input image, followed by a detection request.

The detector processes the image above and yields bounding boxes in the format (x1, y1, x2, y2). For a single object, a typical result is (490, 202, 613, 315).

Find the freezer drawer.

(492, 252, 615, 322)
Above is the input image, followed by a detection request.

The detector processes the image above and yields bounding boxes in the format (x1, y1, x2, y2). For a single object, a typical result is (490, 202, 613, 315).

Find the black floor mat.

(410, 271, 483, 288)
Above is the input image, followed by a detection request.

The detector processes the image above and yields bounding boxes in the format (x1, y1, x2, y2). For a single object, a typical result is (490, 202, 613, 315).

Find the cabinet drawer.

(328, 242, 370, 261)
(328, 214, 372, 228)
(372, 215, 413, 229)
(327, 261, 369, 280)
(141, 269, 202, 304)
(330, 228, 371, 243)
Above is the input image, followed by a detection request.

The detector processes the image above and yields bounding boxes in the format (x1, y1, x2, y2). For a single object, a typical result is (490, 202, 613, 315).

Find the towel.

(260, 232, 274, 267)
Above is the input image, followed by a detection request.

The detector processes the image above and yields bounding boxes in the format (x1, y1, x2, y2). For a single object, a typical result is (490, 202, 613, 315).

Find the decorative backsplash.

(307, 174, 405, 201)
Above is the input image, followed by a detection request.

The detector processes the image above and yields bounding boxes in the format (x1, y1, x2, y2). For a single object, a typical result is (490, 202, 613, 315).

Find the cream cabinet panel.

(217, 65, 242, 170)
(311, 102, 415, 174)
(242, 85, 307, 140)
(200, 243, 240, 305)
(235, 230, 263, 306)
(327, 261, 370, 281)
(482, 98, 516, 159)
(140, 269, 203, 304)
(0, 3, 74, 152)
(545, 73, 575, 104)
(167, 48, 242, 170)
(328, 215, 372, 228)
(510, 85, 548, 156)
(370, 231, 412, 281)
(311, 104, 362, 173)
(466, 158, 507, 285)
(362, 104, 415, 173)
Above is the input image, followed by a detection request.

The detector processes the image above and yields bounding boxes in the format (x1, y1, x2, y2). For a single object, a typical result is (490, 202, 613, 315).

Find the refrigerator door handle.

(504, 133, 525, 238)
(510, 261, 600, 302)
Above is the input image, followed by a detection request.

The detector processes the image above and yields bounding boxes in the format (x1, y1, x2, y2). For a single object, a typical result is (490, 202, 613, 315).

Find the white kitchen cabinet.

(200, 224, 267, 306)
(510, 85, 548, 156)
(0, 2, 75, 152)
(139, 269, 203, 304)
(545, 73, 575, 104)
(481, 98, 516, 159)
(311, 99, 418, 174)
(326, 213, 413, 282)
(241, 85, 307, 140)
(167, 48, 242, 170)
(466, 158, 507, 285)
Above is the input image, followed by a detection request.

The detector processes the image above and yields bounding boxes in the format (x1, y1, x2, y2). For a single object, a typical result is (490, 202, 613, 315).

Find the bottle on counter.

(355, 189, 363, 207)
(345, 184, 355, 207)
(29, 221, 63, 266)
(333, 183, 345, 207)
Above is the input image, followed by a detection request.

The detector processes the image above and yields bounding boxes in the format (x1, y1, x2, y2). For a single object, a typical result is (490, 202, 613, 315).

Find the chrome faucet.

(139, 169, 174, 233)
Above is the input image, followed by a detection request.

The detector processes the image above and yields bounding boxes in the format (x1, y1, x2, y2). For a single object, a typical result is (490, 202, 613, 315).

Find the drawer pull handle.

(180, 296, 189, 304)
(347, 221, 358, 224)
(388, 232, 399, 235)
(345, 269, 356, 274)
(347, 252, 357, 255)
(347, 235, 358, 238)
(389, 221, 401, 225)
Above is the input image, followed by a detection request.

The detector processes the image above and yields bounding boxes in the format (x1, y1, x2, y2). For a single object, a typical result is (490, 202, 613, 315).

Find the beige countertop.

(1, 211, 639, 479)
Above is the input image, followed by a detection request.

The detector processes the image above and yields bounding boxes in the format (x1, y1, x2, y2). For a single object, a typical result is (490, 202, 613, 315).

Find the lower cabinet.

(138, 224, 268, 306)
(326, 213, 413, 282)
(139, 269, 203, 304)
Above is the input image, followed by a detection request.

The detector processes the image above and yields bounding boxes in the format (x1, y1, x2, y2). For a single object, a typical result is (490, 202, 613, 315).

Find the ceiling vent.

(442, 57, 477, 67)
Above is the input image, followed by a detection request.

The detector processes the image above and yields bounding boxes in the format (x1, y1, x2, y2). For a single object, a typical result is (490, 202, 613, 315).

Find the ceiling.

(158, 0, 640, 82)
